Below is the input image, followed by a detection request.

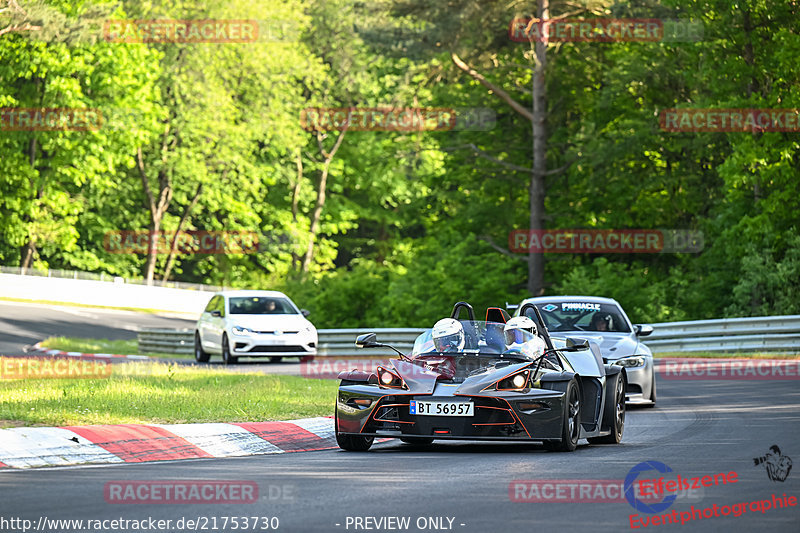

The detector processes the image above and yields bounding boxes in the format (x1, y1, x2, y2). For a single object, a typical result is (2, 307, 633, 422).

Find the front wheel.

(221, 335, 238, 365)
(589, 372, 625, 444)
(194, 332, 209, 363)
(544, 379, 581, 452)
(336, 433, 374, 451)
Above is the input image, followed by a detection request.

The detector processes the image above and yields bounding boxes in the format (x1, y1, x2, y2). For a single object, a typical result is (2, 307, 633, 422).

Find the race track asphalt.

(0, 303, 798, 532)
(0, 301, 196, 355)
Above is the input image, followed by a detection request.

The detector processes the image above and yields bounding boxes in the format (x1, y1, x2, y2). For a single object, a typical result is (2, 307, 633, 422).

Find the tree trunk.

(162, 183, 203, 282)
(137, 143, 172, 285)
(19, 134, 43, 271)
(291, 149, 304, 270)
(301, 129, 347, 272)
(528, 0, 549, 296)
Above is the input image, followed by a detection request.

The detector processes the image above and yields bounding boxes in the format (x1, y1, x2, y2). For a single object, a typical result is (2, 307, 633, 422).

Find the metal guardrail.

(643, 315, 800, 353)
(137, 315, 800, 356)
(138, 328, 194, 354)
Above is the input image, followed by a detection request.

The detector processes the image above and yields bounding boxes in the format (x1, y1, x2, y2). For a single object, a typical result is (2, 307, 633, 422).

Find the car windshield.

(228, 296, 298, 315)
(411, 320, 542, 359)
(530, 301, 630, 333)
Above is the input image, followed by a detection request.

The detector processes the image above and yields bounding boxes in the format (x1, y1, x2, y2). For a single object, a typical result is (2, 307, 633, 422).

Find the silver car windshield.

(533, 301, 631, 333)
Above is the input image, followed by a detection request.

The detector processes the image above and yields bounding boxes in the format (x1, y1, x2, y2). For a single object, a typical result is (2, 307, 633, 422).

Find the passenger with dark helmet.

(591, 312, 612, 332)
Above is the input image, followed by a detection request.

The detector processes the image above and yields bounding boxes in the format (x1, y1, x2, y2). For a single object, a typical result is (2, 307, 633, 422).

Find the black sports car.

(335, 302, 626, 452)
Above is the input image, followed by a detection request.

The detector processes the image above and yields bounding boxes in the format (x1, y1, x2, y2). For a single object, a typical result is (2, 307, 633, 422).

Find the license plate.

(410, 400, 473, 417)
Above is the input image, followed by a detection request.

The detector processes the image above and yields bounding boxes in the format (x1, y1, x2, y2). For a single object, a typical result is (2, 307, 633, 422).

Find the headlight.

(496, 370, 531, 391)
(231, 326, 255, 336)
(376, 366, 406, 389)
(614, 356, 645, 368)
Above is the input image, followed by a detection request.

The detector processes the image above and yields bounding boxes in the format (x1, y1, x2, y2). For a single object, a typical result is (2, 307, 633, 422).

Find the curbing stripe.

(233, 421, 332, 452)
(65, 424, 213, 463)
(0, 418, 341, 469)
(154, 423, 283, 458)
(0, 427, 123, 468)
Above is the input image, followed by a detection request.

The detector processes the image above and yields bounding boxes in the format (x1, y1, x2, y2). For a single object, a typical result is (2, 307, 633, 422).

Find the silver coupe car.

(513, 296, 656, 406)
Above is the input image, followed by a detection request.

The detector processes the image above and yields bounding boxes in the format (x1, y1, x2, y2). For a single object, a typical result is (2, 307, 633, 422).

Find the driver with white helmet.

(431, 318, 465, 352)
(504, 315, 547, 357)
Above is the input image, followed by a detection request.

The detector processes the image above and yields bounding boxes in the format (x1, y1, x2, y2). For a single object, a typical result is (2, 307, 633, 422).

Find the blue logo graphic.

(542, 304, 558, 312)
(624, 461, 677, 514)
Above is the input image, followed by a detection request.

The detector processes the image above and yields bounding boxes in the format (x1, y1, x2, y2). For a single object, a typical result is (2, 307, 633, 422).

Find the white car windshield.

(229, 296, 298, 315)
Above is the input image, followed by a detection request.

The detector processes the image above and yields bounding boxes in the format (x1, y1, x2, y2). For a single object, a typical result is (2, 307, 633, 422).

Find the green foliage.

(1, 0, 798, 325)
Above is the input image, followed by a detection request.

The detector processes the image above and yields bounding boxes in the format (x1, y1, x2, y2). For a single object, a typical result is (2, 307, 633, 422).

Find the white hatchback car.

(194, 290, 318, 364)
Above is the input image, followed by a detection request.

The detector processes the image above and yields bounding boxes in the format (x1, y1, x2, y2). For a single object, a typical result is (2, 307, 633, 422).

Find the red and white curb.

(0, 417, 336, 469)
(25, 342, 150, 361)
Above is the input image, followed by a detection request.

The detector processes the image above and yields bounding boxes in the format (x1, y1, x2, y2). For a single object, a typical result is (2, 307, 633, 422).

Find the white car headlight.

(232, 326, 255, 336)
(614, 356, 646, 368)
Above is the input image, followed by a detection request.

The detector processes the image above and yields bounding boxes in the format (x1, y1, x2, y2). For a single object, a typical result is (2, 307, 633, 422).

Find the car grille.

(248, 345, 308, 353)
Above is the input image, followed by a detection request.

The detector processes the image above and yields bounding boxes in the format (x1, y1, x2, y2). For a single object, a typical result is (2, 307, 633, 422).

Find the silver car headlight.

(614, 356, 646, 368)
(231, 326, 255, 336)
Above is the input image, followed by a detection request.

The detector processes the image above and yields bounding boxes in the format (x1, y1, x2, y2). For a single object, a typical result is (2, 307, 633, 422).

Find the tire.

(400, 437, 434, 445)
(269, 356, 283, 363)
(544, 379, 581, 452)
(589, 372, 626, 444)
(221, 334, 238, 365)
(194, 332, 210, 363)
(334, 407, 373, 451)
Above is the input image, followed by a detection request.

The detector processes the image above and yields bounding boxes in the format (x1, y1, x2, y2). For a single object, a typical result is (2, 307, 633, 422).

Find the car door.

(201, 295, 224, 352)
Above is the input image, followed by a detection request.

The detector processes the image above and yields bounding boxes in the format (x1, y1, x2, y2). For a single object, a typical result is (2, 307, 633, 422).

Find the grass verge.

(0, 359, 336, 426)
(39, 336, 190, 360)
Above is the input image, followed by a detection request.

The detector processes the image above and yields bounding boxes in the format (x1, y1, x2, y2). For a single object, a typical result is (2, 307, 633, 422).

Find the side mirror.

(210, 310, 222, 318)
(301, 309, 311, 317)
(355, 332, 379, 348)
(635, 324, 653, 337)
(565, 337, 590, 351)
